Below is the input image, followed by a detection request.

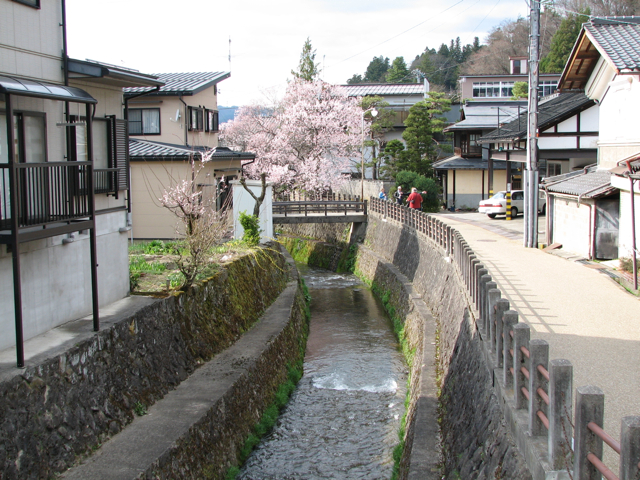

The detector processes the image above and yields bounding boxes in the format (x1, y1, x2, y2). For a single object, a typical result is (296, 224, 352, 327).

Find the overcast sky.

(66, 0, 530, 107)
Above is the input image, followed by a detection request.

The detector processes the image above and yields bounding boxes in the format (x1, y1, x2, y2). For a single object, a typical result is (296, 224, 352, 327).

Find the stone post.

(513, 323, 530, 409)
(573, 385, 603, 480)
(549, 359, 574, 472)
(620, 416, 640, 480)
(487, 288, 501, 348)
(528, 339, 549, 436)
(478, 274, 491, 330)
(502, 310, 518, 387)
(495, 299, 510, 367)
(484, 281, 497, 335)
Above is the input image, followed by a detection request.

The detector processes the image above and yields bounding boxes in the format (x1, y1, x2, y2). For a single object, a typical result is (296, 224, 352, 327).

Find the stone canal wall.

(356, 214, 532, 480)
(0, 246, 307, 480)
(281, 214, 532, 479)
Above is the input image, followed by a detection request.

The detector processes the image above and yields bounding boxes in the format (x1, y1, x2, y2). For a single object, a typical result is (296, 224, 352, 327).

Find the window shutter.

(114, 118, 130, 193)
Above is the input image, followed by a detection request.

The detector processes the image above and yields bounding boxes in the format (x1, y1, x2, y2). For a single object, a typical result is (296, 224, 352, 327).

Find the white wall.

(598, 75, 640, 169)
(232, 180, 273, 242)
(551, 196, 593, 258)
(611, 175, 640, 259)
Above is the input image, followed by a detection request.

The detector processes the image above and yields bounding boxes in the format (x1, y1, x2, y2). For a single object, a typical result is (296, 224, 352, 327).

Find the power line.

(326, 0, 465, 69)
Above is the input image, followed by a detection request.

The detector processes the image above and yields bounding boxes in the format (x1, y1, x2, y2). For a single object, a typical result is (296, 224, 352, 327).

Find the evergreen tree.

(540, 10, 590, 73)
(399, 92, 451, 177)
(379, 140, 405, 179)
(364, 56, 390, 82)
(291, 37, 320, 82)
(386, 57, 411, 83)
(347, 74, 364, 85)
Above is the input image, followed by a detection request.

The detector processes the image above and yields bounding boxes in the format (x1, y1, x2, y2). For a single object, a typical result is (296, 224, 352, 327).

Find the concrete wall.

(0, 211, 131, 350)
(0, 247, 304, 479)
(232, 180, 273, 242)
(550, 195, 593, 258)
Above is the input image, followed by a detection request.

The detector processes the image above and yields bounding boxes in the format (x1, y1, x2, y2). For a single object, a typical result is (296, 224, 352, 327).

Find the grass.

(128, 239, 252, 294)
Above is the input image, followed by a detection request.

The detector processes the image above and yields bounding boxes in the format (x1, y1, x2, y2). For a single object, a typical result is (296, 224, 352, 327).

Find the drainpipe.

(179, 95, 188, 146)
(625, 161, 638, 290)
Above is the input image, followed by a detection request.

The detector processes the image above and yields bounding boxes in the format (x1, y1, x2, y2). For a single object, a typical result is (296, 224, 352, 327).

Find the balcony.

(0, 162, 94, 235)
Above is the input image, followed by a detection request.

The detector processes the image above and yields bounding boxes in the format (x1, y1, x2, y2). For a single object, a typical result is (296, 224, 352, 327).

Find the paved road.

(434, 211, 640, 471)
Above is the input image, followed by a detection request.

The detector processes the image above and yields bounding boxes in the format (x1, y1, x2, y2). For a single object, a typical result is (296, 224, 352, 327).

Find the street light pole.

(361, 107, 378, 201)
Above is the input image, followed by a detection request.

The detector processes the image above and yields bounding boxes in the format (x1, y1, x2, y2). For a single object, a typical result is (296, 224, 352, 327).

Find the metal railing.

(0, 162, 92, 230)
(369, 196, 640, 480)
(94, 168, 118, 195)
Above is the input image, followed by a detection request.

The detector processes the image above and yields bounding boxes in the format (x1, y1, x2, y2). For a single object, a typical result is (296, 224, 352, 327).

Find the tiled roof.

(478, 93, 594, 143)
(129, 139, 254, 161)
(543, 166, 615, 198)
(124, 72, 230, 95)
(444, 102, 525, 131)
(586, 17, 640, 72)
(341, 84, 426, 97)
(432, 155, 508, 170)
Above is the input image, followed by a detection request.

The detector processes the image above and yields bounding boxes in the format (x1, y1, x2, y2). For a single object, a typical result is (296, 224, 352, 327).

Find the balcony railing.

(0, 162, 92, 230)
(94, 168, 118, 195)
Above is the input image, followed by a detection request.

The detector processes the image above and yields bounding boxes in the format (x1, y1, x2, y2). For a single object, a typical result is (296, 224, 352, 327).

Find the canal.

(238, 265, 407, 479)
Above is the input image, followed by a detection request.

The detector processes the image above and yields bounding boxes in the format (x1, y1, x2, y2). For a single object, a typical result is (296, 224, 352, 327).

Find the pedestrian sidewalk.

(434, 212, 640, 470)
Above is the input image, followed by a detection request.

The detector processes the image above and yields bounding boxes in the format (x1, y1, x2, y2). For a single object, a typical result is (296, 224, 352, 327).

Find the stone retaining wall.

(0, 246, 297, 479)
(356, 215, 532, 480)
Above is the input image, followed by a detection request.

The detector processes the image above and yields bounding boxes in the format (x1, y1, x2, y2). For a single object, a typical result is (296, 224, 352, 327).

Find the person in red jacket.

(407, 187, 426, 210)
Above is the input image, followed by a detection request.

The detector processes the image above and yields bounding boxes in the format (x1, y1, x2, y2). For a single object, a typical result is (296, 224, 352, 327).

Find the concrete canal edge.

(1, 245, 308, 480)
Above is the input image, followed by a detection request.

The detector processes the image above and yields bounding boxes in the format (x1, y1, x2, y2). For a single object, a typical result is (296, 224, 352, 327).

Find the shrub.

(395, 170, 442, 212)
(239, 211, 261, 246)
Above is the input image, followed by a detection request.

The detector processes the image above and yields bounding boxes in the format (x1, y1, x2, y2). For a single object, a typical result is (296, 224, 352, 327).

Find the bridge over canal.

(272, 197, 367, 224)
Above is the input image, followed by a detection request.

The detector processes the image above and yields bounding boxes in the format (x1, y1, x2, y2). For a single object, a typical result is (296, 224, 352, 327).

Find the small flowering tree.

(159, 152, 230, 290)
(220, 79, 365, 215)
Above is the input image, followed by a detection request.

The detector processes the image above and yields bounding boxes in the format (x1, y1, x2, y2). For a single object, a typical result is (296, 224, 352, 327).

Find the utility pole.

(525, 0, 541, 248)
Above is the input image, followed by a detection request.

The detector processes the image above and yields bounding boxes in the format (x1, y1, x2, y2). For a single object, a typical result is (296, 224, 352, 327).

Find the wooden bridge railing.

(273, 200, 367, 217)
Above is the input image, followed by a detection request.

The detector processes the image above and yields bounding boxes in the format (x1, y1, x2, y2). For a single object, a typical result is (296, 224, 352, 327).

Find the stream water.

(238, 265, 407, 480)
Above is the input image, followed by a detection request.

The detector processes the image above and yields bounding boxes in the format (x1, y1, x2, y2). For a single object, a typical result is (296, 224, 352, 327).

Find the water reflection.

(238, 265, 407, 480)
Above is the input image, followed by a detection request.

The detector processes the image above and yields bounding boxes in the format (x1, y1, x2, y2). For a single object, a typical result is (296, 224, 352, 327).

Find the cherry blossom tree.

(159, 151, 230, 289)
(220, 80, 366, 214)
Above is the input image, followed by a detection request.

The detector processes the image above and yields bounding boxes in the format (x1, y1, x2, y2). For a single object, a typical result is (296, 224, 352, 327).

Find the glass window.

(93, 119, 109, 170)
(23, 115, 46, 163)
(189, 107, 203, 131)
(128, 108, 160, 135)
(206, 109, 219, 133)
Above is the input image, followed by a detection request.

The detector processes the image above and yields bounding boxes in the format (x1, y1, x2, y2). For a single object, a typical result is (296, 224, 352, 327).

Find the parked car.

(478, 190, 546, 218)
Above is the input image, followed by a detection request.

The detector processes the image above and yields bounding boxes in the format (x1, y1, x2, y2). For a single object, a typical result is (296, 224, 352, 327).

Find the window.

(548, 162, 562, 177)
(128, 108, 160, 135)
(188, 106, 204, 131)
(12, 0, 40, 8)
(539, 81, 558, 97)
(472, 81, 514, 98)
(513, 60, 521, 74)
(4, 111, 47, 163)
(205, 109, 219, 133)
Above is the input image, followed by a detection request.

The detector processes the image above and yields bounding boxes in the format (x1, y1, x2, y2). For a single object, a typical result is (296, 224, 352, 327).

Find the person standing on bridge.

(394, 186, 404, 205)
(407, 187, 426, 210)
(379, 187, 387, 201)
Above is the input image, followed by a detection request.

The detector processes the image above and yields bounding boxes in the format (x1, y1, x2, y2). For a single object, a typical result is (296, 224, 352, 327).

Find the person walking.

(394, 186, 404, 205)
(407, 187, 426, 210)
(379, 187, 387, 201)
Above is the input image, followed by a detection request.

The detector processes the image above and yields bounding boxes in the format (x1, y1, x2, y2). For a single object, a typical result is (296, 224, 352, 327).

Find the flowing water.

(238, 265, 407, 480)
